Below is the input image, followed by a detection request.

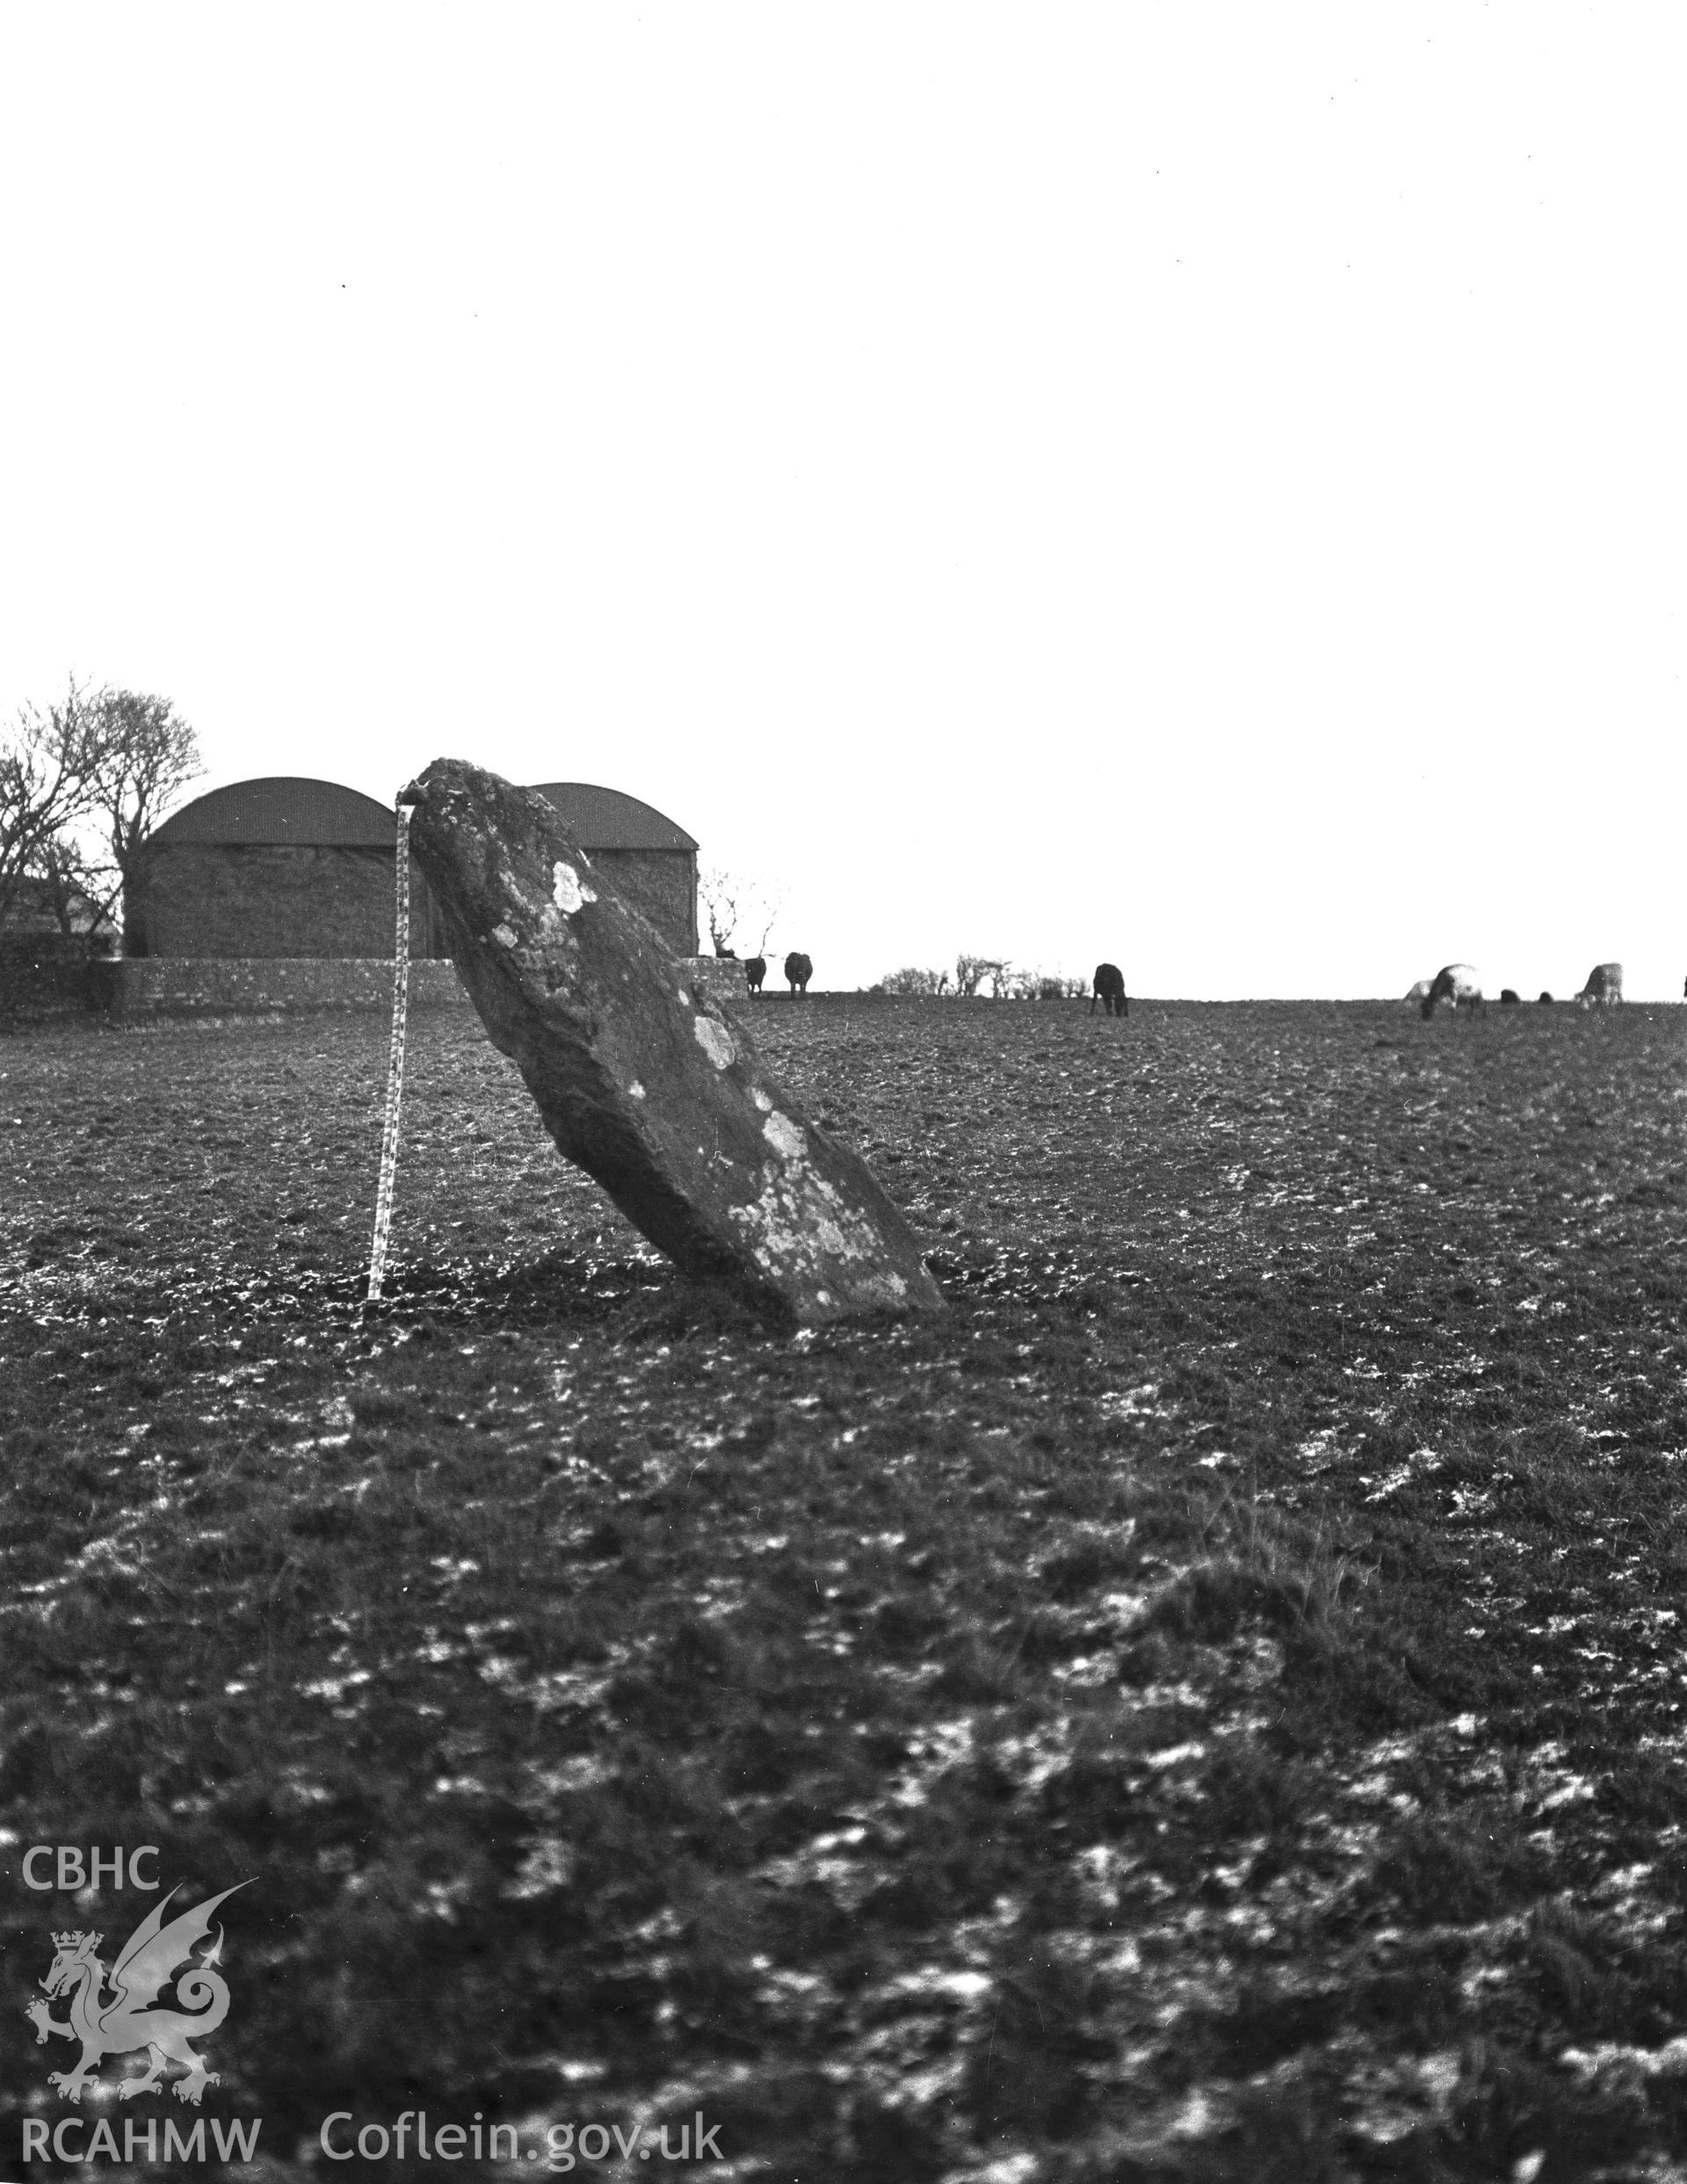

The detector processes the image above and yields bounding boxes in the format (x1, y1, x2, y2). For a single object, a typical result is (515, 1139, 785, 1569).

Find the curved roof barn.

(156, 778, 697, 853)
(531, 782, 698, 853)
(134, 775, 699, 961)
(529, 783, 697, 954)
(152, 777, 396, 846)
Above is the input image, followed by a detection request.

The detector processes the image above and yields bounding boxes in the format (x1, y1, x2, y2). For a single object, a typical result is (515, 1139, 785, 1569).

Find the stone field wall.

(110, 959, 470, 1018)
(4, 952, 732, 1027)
(0, 939, 120, 1025)
(683, 955, 754, 1007)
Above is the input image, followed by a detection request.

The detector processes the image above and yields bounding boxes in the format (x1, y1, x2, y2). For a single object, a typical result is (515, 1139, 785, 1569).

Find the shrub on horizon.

(871, 966, 951, 996)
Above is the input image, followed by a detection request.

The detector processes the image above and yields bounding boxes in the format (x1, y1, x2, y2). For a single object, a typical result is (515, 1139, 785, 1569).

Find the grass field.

(4, 994, 1687, 2180)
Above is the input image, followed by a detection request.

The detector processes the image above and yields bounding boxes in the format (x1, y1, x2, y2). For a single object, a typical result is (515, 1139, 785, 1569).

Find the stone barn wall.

(128, 843, 691, 960)
(125, 776, 696, 963)
(591, 848, 698, 958)
(130, 845, 443, 960)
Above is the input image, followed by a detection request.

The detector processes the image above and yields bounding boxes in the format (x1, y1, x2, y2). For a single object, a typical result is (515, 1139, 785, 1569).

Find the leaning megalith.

(400, 759, 945, 1324)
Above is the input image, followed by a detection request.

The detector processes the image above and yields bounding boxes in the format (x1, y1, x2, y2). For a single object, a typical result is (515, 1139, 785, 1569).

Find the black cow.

(713, 945, 737, 960)
(784, 952, 813, 994)
(744, 955, 766, 994)
(1090, 963, 1127, 1017)
(1500, 989, 1520, 1005)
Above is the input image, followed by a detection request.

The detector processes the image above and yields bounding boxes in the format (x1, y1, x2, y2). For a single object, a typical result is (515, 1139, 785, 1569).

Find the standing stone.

(400, 759, 945, 1324)
(680, 955, 747, 1009)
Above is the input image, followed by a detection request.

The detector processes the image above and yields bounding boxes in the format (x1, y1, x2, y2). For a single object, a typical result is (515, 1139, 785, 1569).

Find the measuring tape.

(365, 803, 411, 1306)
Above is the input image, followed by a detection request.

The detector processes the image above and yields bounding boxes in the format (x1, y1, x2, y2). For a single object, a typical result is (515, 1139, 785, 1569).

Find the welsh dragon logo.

(25, 1883, 250, 2106)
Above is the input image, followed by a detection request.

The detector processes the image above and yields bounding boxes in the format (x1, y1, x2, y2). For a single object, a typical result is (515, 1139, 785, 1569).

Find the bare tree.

(998, 968, 1088, 1000)
(699, 867, 742, 954)
(751, 883, 784, 955)
(955, 953, 1010, 998)
(0, 679, 202, 950)
(0, 677, 107, 933)
(699, 867, 785, 958)
(90, 689, 202, 915)
(872, 966, 951, 995)
(32, 834, 112, 943)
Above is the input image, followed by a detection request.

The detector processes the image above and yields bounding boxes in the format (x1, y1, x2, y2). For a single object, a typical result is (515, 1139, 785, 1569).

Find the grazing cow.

(744, 955, 766, 994)
(1577, 962, 1623, 1008)
(784, 952, 813, 995)
(713, 945, 737, 960)
(1500, 989, 1520, 1005)
(1090, 963, 1127, 1017)
(1539, 991, 1553, 1005)
(1405, 979, 1432, 1005)
(1421, 963, 1484, 1019)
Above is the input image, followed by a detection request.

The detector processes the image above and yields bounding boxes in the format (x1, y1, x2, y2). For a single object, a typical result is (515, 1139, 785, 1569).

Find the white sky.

(3, 5, 1683, 998)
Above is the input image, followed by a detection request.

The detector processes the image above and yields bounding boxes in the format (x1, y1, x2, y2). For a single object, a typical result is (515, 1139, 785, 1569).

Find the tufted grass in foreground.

(4, 998, 1687, 2179)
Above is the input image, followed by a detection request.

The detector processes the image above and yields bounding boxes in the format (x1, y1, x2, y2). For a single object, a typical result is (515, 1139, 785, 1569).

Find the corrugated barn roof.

(150, 776, 697, 853)
(531, 782, 698, 853)
(152, 778, 397, 845)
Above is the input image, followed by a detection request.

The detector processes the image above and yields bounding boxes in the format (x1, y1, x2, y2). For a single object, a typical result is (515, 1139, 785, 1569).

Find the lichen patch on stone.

(491, 922, 519, 950)
(629, 1081, 647, 1100)
(750, 1087, 773, 1114)
(693, 1017, 736, 1070)
(763, 1112, 807, 1162)
(730, 1157, 880, 1288)
(552, 860, 597, 915)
